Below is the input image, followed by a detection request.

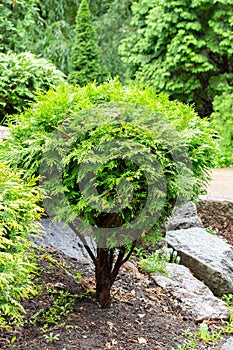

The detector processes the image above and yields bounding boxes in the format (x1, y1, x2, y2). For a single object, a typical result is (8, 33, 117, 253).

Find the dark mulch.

(0, 200, 232, 350)
(197, 198, 233, 246)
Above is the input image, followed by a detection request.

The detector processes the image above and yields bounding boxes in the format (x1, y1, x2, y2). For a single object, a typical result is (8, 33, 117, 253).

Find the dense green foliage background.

(120, 0, 233, 116)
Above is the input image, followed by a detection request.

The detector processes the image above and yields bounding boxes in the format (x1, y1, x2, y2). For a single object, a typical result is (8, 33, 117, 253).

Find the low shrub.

(0, 163, 43, 326)
(0, 52, 65, 123)
(0, 79, 217, 307)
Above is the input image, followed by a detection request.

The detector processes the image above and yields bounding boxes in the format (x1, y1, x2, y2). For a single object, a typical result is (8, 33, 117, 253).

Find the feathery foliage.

(120, 0, 233, 117)
(0, 80, 217, 307)
(0, 163, 42, 326)
(68, 0, 106, 86)
(0, 52, 65, 123)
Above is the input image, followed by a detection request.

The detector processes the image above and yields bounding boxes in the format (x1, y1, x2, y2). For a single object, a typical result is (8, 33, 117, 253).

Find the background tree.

(1, 0, 131, 78)
(120, 0, 233, 117)
(1, 80, 217, 308)
(95, 0, 133, 81)
(0, 0, 39, 53)
(211, 90, 233, 166)
(68, 0, 107, 86)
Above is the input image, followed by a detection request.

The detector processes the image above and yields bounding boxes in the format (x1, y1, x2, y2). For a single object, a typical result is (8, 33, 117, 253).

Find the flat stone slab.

(221, 337, 233, 350)
(0, 126, 10, 140)
(166, 228, 233, 296)
(30, 218, 94, 262)
(152, 263, 230, 322)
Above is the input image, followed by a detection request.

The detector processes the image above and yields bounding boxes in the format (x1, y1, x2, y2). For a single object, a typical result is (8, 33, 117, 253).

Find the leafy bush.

(0, 52, 65, 123)
(0, 80, 217, 308)
(210, 92, 233, 167)
(0, 163, 42, 326)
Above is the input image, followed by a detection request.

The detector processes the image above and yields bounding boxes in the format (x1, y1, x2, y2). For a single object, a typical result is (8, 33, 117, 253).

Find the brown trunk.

(95, 248, 113, 308)
(94, 244, 137, 308)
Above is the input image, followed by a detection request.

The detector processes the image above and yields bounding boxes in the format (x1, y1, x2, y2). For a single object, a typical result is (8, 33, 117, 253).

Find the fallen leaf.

(107, 321, 114, 330)
(138, 337, 147, 344)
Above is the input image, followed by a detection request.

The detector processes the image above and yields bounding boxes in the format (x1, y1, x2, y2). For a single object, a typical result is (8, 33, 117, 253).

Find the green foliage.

(0, 80, 217, 307)
(68, 0, 107, 86)
(95, 0, 133, 81)
(0, 0, 39, 53)
(30, 289, 76, 331)
(0, 163, 42, 326)
(210, 91, 233, 166)
(0, 52, 65, 123)
(1, 80, 217, 195)
(0, 0, 130, 78)
(120, 0, 233, 116)
(27, 0, 80, 75)
(139, 247, 180, 274)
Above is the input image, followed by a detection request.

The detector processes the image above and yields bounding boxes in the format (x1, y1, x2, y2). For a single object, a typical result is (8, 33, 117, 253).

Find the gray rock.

(152, 263, 230, 321)
(30, 218, 95, 262)
(167, 201, 203, 231)
(221, 337, 233, 350)
(166, 228, 233, 296)
(0, 126, 10, 141)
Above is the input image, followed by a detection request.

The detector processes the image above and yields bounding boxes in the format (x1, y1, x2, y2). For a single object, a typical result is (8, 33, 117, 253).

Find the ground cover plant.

(0, 163, 42, 327)
(0, 80, 217, 309)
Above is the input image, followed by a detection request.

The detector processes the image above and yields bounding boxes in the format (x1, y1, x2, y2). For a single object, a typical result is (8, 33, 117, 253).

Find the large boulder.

(166, 227, 233, 296)
(221, 337, 233, 350)
(166, 201, 203, 231)
(152, 263, 230, 321)
(31, 218, 94, 262)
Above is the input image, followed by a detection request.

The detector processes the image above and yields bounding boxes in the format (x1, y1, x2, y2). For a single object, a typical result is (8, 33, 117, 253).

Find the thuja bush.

(0, 163, 42, 326)
(1, 80, 217, 307)
(210, 92, 233, 167)
(68, 0, 106, 86)
(0, 52, 65, 123)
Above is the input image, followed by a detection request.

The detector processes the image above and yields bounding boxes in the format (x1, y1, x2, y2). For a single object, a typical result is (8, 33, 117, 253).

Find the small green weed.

(222, 294, 233, 334)
(198, 322, 223, 343)
(174, 329, 197, 349)
(44, 332, 60, 343)
(174, 323, 223, 350)
(205, 226, 218, 235)
(139, 247, 180, 274)
(30, 289, 76, 331)
(6, 335, 17, 348)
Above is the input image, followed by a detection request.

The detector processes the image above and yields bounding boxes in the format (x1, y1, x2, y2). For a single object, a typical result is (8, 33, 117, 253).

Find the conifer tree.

(68, 0, 106, 86)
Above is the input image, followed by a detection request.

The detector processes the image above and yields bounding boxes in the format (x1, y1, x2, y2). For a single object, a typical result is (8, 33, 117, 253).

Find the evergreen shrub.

(0, 163, 42, 326)
(0, 80, 217, 307)
(0, 52, 65, 122)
